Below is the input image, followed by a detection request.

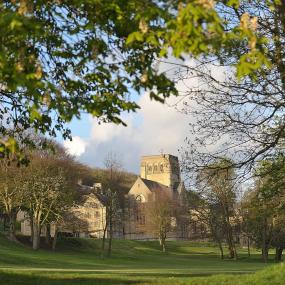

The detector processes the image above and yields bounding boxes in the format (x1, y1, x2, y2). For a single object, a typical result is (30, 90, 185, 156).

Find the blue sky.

(67, 114, 92, 139)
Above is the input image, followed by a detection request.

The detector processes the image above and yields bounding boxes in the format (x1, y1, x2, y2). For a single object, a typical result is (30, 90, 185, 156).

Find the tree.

(100, 152, 123, 257)
(271, 213, 285, 262)
(197, 158, 238, 259)
(147, 190, 175, 252)
(21, 142, 78, 250)
(46, 152, 81, 250)
(2, 1, 278, 161)
(0, 155, 25, 240)
(103, 189, 120, 257)
(239, 195, 255, 258)
(241, 156, 285, 262)
(0, 0, 178, 158)
(257, 157, 285, 262)
(60, 210, 89, 237)
(128, 0, 270, 79)
(188, 191, 225, 259)
(158, 1, 285, 174)
(22, 159, 67, 250)
(241, 187, 274, 263)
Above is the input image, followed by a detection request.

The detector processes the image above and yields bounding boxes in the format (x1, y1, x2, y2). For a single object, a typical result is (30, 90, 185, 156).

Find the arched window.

(153, 164, 158, 172)
(147, 164, 152, 173)
(160, 164, 164, 172)
(136, 214, 146, 225)
(136, 194, 145, 203)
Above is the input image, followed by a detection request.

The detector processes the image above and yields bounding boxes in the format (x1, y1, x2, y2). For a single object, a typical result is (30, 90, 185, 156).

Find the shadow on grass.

(0, 271, 144, 285)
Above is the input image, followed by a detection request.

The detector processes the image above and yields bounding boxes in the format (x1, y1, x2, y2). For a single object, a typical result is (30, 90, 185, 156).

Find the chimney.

(93, 183, 102, 192)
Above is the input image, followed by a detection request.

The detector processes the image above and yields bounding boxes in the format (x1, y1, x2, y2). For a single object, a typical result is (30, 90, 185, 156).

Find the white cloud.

(71, 59, 227, 173)
(64, 136, 87, 157)
(78, 90, 192, 173)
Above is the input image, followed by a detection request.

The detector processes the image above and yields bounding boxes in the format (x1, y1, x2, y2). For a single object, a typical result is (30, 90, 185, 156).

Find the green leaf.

(126, 32, 144, 45)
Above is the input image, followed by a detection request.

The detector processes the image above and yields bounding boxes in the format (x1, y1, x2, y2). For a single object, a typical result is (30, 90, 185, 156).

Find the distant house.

(63, 185, 107, 238)
(19, 183, 110, 238)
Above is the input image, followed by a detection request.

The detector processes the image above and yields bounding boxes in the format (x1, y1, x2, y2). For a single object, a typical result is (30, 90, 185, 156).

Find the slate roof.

(173, 181, 185, 194)
(140, 177, 171, 193)
(172, 182, 180, 192)
(76, 183, 107, 206)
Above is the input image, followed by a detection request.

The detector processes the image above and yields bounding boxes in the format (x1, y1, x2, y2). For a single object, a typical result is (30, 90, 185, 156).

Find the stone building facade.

(124, 154, 189, 240)
(19, 184, 111, 239)
(140, 154, 181, 188)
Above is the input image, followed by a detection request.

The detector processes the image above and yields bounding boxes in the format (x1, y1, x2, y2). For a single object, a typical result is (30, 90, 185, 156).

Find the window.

(153, 164, 158, 172)
(136, 214, 146, 225)
(160, 164, 164, 172)
(136, 194, 145, 203)
(147, 165, 152, 173)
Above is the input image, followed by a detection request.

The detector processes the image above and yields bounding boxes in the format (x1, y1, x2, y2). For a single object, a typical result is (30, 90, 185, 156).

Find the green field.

(0, 234, 283, 284)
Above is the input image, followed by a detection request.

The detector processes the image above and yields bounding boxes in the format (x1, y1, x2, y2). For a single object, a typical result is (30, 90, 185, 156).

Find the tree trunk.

(162, 240, 166, 252)
(261, 219, 269, 263)
(247, 237, 251, 257)
(3, 215, 7, 232)
(101, 218, 108, 258)
(52, 227, 58, 251)
(226, 227, 237, 259)
(228, 244, 235, 259)
(8, 211, 17, 241)
(108, 219, 113, 257)
(45, 224, 51, 246)
(29, 213, 34, 243)
(225, 215, 237, 259)
(217, 239, 224, 260)
(261, 245, 269, 262)
(32, 219, 40, 250)
(275, 247, 283, 263)
(161, 234, 166, 252)
(209, 222, 224, 259)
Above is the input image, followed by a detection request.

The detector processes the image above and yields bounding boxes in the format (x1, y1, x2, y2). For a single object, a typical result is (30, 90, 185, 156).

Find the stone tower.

(140, 154, 181, 188)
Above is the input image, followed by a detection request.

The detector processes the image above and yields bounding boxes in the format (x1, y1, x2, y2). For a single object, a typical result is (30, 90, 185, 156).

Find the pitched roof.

(76, 184, 93, 194)
(173, 181, 185, 193)
(140, 177, 171, 193)
(93, 192, 108, 205)
(76, 183, 107, 206)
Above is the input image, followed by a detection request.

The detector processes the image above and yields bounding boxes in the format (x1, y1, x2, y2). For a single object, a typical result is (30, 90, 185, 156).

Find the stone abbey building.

(124, 154, 189, 240)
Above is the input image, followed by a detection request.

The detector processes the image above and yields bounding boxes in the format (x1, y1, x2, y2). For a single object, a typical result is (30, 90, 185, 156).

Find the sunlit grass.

(0, 233, 280, 284)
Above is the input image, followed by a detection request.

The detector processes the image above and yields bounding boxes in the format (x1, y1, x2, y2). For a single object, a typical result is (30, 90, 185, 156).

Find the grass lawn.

(0, 234, 282, 284)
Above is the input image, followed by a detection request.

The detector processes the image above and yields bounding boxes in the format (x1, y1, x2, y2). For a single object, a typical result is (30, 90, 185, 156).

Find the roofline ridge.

(140, 176, 170, 189)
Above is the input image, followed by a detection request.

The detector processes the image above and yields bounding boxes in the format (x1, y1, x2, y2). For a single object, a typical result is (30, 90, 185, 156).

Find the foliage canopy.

(1, 0, 279, 158)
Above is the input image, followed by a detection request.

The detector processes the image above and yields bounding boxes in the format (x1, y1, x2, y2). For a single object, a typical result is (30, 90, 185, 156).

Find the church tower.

(140, 154, 181, 188)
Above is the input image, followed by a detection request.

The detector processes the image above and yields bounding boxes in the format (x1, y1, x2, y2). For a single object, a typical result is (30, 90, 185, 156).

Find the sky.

(60, 58, 230, 175)
(63, 91, 191, 174)
(61, 57, 201, 175)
